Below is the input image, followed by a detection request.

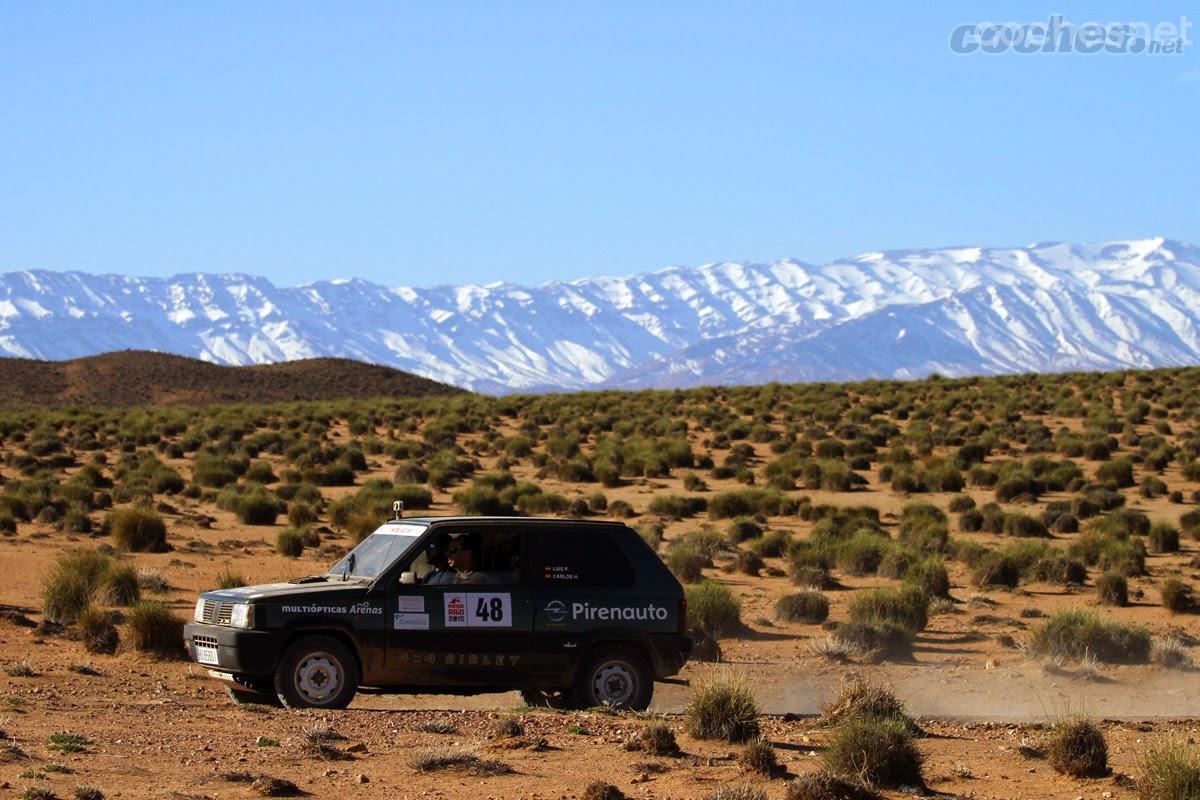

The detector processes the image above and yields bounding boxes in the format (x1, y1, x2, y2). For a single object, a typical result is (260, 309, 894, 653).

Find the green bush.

(453, 485, 515, 516)
(1138, 741, 1200, 800)
(1027, 608, 1151, 663)
(42, 549, 113, 624)
(276, 528, 306, 558)
(649, 494, 708, 518)
(235, 492, 279, 525)
(775, 591, 830, 624)
(1095, 572, 1128, 606)
(192, 455, 240, 487)
(101, 564, 141, 606)
(847, 585, 928, 634)
(686, 580, 742, 637)
(124, 600, 184, 658)
(727, 518, 763, 543)
(1003, 512, 1049, 538)
(1149, 522, 1181, 554)
(1095, 458, 1135, 488)
(683, 671, 760, 742)
(1160, 578, 1193, 613)
(835, 531, 890, 576)
(666, 543, 706, 583)
(821, 715, 924, 788)
(904, 557, 950, 598)
(106, 508, 168, 552)
(708, 489, 793, 519)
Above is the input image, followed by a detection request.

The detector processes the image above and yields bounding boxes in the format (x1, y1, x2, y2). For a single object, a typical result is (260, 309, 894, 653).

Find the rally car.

(183, 513, 691, 710)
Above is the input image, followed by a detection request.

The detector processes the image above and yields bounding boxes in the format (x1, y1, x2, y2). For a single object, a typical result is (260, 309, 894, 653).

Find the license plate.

(195, 643, 220, 665)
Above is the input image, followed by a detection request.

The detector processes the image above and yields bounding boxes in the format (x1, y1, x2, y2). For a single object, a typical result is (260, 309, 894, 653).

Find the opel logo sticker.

(544, 600, 567, 623)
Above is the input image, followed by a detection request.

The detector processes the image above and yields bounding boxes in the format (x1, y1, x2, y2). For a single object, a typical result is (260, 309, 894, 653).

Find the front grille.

(193, 634, 219, 648)
(200, 599, 233, 625)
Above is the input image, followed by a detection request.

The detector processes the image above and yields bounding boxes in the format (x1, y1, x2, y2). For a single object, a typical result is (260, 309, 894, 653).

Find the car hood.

(201, 581, 371, 603)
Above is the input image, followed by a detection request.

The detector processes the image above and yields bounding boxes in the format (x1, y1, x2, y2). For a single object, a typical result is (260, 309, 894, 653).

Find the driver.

(446, 532, 500, 584)
(422, 535, 456, 585)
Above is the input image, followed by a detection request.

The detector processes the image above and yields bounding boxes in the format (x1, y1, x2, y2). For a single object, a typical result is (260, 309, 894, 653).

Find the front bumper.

(183, 623, 282, 676)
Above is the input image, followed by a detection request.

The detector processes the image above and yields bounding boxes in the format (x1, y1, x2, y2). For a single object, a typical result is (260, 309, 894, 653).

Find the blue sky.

(1, 3, 1196, 287)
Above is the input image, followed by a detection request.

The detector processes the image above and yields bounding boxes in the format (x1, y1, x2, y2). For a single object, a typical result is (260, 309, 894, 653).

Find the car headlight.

(193, 598, 205, 623)
(230, 603, 254, 629)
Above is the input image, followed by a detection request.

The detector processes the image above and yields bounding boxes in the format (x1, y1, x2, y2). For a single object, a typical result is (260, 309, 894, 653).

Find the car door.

(386, 524, 534, 686)
(527, 525, 641, 682)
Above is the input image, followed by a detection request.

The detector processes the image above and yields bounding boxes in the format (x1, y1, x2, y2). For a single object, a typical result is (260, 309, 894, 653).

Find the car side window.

(533, 529, 635, 587)
(440, 529, 523, 586)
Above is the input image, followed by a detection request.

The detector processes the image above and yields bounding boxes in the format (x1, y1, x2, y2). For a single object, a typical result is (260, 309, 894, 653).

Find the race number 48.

(476, 596, 504, 623)
(444, 593, 511, 628)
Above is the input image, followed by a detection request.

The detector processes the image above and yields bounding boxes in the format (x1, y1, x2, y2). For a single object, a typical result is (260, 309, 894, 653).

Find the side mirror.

(400, 571, 417, 585)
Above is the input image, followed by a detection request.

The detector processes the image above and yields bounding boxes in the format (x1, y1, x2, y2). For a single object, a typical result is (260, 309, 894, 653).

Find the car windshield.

(327, 521, 427, 580)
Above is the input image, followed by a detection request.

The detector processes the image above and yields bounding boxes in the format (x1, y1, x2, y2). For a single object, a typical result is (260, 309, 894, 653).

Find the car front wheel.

(274, 636, 360, 709)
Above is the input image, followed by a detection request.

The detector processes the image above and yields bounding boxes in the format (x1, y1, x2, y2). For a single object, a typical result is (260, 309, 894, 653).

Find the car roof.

(397, 516, 626, 528)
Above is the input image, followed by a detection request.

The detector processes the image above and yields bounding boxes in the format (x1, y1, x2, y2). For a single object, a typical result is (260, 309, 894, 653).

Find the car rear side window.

(534, 529, 635, 587)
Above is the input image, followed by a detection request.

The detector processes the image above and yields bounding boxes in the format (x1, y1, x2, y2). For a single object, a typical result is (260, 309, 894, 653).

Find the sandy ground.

(2, 414, 1200, 798)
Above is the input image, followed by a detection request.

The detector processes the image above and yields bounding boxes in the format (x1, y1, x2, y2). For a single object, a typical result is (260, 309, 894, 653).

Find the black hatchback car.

(184, 515, 691, 710)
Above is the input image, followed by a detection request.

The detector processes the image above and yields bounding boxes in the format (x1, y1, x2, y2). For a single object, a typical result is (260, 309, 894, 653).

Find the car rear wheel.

(572, 646, 653, 711)
(274, 636, 360, 709)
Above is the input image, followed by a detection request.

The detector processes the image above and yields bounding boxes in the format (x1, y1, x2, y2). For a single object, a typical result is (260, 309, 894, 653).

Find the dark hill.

(0, 351, 464, 406)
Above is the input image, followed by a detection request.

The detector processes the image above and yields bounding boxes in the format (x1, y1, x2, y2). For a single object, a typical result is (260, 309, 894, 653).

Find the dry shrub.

(408, 748, 512, 775)
(703, 786, 766, 800)
(492, 716, 523, 738)
(581, 782, 626, 800)
(820, 679, 922, 736)
(1046, 717, 1108, 778)
(637, 723, 679, 756)
(77, 606, 118, 655)
(684, 670, 760, 743)
(739, 738, 777, 775)
(251, 775, 301, 797)
(784, 771, 881, 800)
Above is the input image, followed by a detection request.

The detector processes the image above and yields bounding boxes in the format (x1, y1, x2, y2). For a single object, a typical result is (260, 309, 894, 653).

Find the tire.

(571, 646, 654, 711)
(273, 636, 360, 710)
(519, 686, 572, 710)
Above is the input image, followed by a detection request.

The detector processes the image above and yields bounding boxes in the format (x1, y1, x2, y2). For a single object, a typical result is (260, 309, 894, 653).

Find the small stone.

(347, 742, 368, 753)
(356, 774, 370, 784)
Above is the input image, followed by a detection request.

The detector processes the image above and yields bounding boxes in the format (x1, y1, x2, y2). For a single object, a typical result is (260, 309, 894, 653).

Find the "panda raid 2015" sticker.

(443, 592, 512, 628)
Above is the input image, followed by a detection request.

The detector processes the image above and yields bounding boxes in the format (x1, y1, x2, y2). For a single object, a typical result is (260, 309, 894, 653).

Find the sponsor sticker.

(443, 592, 512, 628)
(397, 595, 425, 613)
(393, 612, 430, 630)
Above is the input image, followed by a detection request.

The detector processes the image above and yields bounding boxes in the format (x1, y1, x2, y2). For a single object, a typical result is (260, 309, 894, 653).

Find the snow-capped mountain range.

(2, 238, 1199, 394)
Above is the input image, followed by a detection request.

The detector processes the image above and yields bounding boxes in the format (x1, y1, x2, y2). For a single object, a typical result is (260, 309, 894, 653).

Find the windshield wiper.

(342, 553, 356, 581)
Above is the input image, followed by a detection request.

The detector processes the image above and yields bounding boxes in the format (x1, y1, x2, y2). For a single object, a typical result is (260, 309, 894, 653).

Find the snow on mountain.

(2, 238, 1199, 393)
